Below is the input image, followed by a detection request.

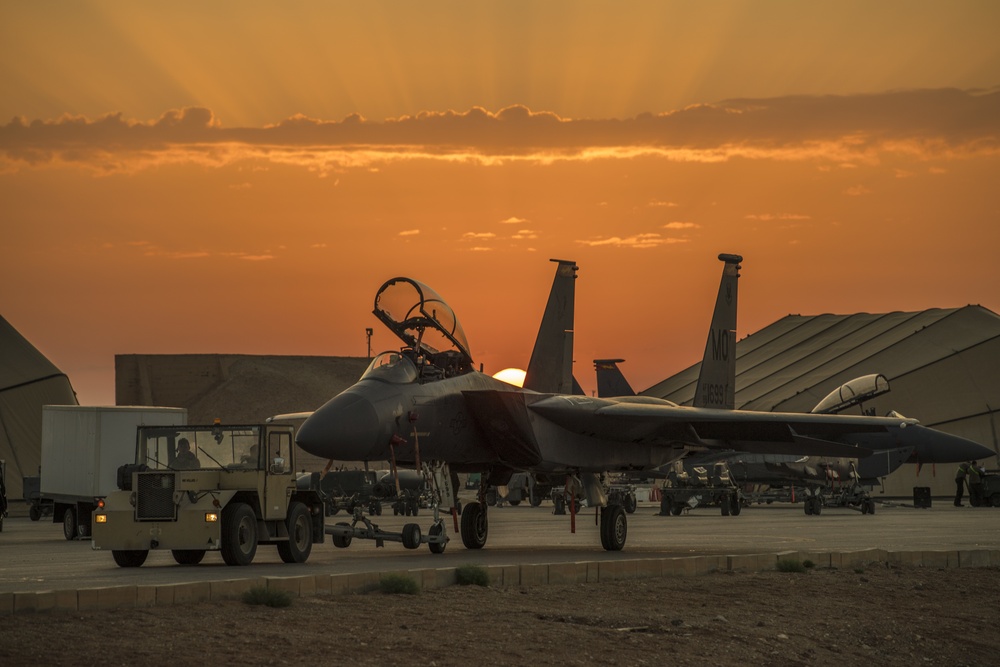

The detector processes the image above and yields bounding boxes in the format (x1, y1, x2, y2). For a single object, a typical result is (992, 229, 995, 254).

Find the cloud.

(662, 221, 699, 230)
(500, 216, 528, 224)
(398, 229, 420, 236)
(463, 232, 496, 239)
(511, 230, 538, 239)
(648, 200, 679, 208)
(576, 233, 689, 249)
(744, 214, 812, 221)
(844, 185, 872, 196)
(3, 89, 999, 173)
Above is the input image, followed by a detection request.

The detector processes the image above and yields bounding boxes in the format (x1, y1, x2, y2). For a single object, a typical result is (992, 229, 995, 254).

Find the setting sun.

(492, 368, 527, 388)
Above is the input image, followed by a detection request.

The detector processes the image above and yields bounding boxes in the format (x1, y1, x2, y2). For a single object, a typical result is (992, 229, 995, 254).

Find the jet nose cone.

(296, 391, 381, 461)
(911, 426, 996, 464)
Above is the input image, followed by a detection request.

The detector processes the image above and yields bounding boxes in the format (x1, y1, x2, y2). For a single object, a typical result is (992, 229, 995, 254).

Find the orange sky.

(2, 2, 999, 406)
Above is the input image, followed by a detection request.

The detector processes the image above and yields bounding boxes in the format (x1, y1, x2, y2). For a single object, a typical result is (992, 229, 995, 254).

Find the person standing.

(968, 461, 984, 507)
(954, 462, 969, 506)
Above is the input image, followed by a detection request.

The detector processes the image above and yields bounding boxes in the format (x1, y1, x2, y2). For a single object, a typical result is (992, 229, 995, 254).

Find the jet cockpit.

(369, 277, 475, 383)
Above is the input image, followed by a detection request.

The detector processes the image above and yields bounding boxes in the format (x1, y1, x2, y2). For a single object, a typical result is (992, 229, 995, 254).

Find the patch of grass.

(455, 564, 491, 587)
(854, 567, 865, 574)
(379, 574, 420, 595)
(776, 559, 807, 573)
(242, 586, 293, 608)
(802, 559, 816, 569)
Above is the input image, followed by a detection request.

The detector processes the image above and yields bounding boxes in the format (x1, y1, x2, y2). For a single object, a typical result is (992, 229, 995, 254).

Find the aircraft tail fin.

(523, 259, 578, 394)
(693, 254, 742, 409)
(594, 358, 635, 397)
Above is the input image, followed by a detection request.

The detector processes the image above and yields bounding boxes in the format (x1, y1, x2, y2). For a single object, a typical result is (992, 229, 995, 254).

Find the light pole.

(365, 328, 373, 358)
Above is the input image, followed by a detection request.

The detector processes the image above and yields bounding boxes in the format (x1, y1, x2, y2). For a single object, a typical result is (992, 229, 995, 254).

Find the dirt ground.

(2, 564, 997, 667)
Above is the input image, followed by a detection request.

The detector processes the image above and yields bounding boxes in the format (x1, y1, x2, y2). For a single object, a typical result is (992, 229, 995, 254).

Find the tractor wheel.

(220, 502, 258, 566)
(172, 549, 206, 565)
(112, 550, 148, 568)
(277, 502, 313, 563)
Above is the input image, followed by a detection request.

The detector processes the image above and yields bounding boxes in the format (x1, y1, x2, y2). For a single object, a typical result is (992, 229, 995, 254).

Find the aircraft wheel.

(804, 499, 814, 516)
(63, 507, 78, 541)
(428, 522, 446, 554)
(730, 494, 742, 516)
(29, 505, 41, 521)
(721, 498, 731, 516)
(509, 499, 521, 507)
(277, 502, 313, 563)
(172, 549, 206, 565)
(402, 523, 422, 550)
(624, 493, 637, 514)
(331, 521, 353, 548)
(485, 489, 497, 506)
(669, 503, 683, 516)
(221, 502, 258, 566)
(529, 487, 542, 507)
(813, 499, 822, 516)
(600, 504, 627, 552)
(112, 550, 148, 568)
(553, 494, 566, 515)
(991, 494, 1000, 508)
(460, 501, 488, 549)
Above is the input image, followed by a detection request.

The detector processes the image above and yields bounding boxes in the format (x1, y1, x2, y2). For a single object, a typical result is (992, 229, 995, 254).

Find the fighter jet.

(296, 257, 986, 551)
(594, 255, 994, 515)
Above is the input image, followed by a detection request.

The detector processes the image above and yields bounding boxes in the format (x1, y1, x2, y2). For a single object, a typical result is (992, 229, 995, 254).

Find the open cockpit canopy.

(373, 277, 474, 371)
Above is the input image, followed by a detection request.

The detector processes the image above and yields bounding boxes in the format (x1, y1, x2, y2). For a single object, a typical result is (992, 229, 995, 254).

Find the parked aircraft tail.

(524, 259, 578, 394)
(594, 358, 635, 397)
(693, 254, 742, 409)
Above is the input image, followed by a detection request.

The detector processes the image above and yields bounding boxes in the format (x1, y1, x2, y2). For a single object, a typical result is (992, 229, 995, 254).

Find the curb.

(3, 547, 998, 615)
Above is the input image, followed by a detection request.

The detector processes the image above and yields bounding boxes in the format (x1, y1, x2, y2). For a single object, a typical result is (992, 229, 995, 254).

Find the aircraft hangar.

(642, 305, 1000, 497)
(0, 315, 79, 501)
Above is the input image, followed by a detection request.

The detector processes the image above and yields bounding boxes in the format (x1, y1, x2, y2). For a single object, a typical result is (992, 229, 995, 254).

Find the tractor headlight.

(204, 512, 219, 523)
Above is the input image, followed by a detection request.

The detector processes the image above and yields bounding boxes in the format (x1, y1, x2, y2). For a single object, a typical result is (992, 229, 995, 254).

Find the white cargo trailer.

(34, 405, 187, 540)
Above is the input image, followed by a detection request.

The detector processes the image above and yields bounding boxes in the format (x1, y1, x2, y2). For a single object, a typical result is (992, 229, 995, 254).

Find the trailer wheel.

(63, 507, 78, 540)
(669, 503, 683, 516)
(220, 502, 258, 566)
(112, 550, 148, 567)
(277, 502, 313, 563)
(460, 501, 488, 549)
(721, 498, 731, 516)
(600, 504, 627, 551)
(331, 521, 353, 548)
(172, 549, 206, 565)
(402, 523, 422, 549)
(428, 522, 446, 554)
(991, 494, 1000, 508)
(730, 494, 742, 516)
(29, 505, 41, 521)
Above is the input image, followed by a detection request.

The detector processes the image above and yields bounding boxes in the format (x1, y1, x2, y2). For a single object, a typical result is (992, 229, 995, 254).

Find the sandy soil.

(2, 564, 997, 667)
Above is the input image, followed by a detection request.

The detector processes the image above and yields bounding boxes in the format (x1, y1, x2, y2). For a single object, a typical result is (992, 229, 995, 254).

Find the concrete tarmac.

(2, 498, 999, 596)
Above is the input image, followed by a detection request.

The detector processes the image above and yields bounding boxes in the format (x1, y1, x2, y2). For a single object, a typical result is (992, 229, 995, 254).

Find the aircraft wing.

(463, 390, 896, 460)
(528, 395, 894, 457)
